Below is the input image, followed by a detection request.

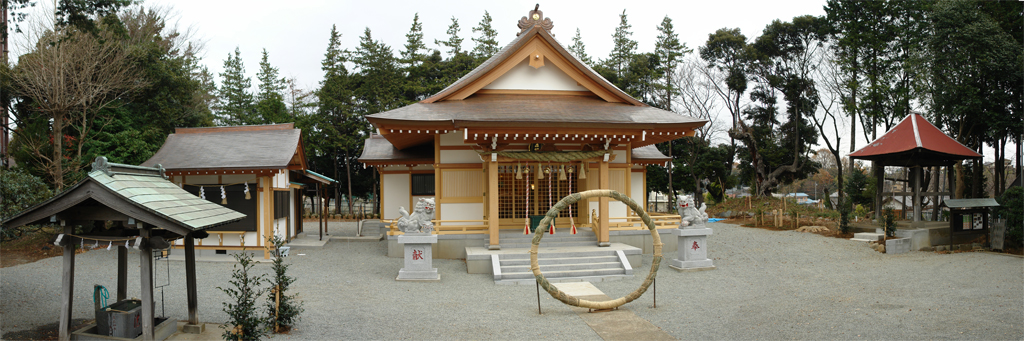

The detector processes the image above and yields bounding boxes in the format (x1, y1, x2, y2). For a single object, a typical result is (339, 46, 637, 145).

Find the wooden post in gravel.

(59, 224, 75, 341)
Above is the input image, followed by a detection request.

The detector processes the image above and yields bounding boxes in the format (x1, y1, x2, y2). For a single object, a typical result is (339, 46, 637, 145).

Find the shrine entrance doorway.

(497, 163, 581, 229)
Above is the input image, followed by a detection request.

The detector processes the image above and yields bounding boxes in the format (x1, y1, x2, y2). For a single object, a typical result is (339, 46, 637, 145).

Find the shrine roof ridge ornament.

(518, 4, 553, 36)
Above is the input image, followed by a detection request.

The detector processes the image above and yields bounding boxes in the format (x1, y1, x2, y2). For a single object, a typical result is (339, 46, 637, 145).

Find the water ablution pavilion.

(359, 6, 707, 278)
(850, 113, 997, 249)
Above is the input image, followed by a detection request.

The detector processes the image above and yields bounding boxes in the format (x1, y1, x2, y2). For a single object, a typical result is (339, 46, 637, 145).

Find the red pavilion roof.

(850, 113, 980, 167)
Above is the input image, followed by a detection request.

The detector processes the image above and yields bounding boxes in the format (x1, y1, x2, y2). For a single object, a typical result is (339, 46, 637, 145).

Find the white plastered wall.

(382, 173, 411, 220)
(482, 58, 588, 91)
(440, 203, 484, 223)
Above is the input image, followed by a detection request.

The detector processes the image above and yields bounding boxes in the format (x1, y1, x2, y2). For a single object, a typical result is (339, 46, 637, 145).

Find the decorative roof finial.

(517, 4, 553, 36)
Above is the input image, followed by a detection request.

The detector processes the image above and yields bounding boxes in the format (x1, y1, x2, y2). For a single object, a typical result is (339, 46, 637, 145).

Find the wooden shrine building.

(142, 123, 333, 259)
(359, 7, 706, 254)
(1, 157, 245, 341)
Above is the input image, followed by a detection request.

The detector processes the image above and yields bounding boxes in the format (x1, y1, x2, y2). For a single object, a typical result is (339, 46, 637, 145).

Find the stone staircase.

(487, 229, 637, 285)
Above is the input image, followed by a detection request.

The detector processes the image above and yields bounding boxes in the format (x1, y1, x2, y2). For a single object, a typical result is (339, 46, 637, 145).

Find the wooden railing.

(607, 214, 681, 231)
(382, 214, 681, 236)
(383, 219, 489, 236)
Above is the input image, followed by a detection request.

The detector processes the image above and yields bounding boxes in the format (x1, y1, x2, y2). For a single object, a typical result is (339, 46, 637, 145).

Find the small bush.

(881, 207, 898, 237)
(1, 168, 54, 242)
(219, 250, 268, 341)
(266, 236, 303, 333)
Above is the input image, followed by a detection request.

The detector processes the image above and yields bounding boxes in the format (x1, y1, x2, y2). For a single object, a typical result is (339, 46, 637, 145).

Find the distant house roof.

(141, 123, 304, 172)
(850, 114, 981, 166)
(2, 158, 244, 235)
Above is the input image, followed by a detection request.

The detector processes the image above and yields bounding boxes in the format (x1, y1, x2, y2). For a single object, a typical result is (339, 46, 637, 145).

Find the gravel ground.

(2, 222, 1022, 340)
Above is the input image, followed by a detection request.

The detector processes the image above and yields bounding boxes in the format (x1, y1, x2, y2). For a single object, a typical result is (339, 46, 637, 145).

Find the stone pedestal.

(669, 228, 715, 272)
(397, 233, 440, 281)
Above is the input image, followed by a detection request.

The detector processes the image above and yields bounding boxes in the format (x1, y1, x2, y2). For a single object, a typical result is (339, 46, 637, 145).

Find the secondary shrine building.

(359, 8, 706, 254)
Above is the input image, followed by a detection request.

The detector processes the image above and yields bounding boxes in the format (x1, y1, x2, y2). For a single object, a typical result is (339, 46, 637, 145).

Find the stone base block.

(885, 238, 911, 254)
(397, 268, 440, 281)
(669, 258, 715, 270)
(669, 264, 717, 272)
(182, 323, 205, 334)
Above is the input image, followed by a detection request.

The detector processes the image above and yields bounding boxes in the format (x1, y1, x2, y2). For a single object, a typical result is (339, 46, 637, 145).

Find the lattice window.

(499, 164, 579, 219)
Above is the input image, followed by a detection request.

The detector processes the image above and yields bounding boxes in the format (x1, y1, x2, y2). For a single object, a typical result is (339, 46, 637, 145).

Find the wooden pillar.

(184, 233, 200, 327)
(59, 225, 75, 341)
(487, 158, 500, 250)
(263, 176, 273, 259)
(913, 166, 922, 224)
(599, 158, 610, 246)
(139, 225, 155, 341)
(117, 244, 127, 302)
(875, 161, 884, 222)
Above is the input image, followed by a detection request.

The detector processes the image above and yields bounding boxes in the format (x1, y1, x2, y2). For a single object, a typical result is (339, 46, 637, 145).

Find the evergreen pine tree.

(471, 11, 499, 60)
(606, 9, 638, 76)
(435, 17, 464, 57)
(216, 47, 255, 125)
(255, 48, 290, 124)
(654, 16, 690, 111)
(568, 28, 593, 66)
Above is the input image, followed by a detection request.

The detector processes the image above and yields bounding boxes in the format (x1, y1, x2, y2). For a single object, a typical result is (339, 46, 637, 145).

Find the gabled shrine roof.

(142, 123, 306, 172)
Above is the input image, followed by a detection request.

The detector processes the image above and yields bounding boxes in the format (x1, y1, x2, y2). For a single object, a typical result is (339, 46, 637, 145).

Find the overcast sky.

(10, 0, 1010, 162)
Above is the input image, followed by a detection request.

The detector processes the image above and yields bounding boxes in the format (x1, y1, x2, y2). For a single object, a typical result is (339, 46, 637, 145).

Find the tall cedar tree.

(568, 28, 593, 65)
(699, 28, 749, 138)
(606, 9, 638, 76)
(436, 17, 477, 87)
(471, 11, 500, 61)
(401, 14, 445, 102)
(652, 15, 690, 204)
(929, 0, 1020, 198)
(216, 47, 256, 126)
(255, 49, 290, 124)
(347, 27, 404, 212)
(309, 25, 357, 213)
(435, 17, 463, 57)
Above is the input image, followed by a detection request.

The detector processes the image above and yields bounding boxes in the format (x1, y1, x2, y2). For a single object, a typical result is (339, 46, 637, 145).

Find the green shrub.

(995, 187, 1023, 249)
(881, 207, 898, 237)
(1, 168, 54, 242)
(219, 250, 268, 341)
(266, 236, 303, 332)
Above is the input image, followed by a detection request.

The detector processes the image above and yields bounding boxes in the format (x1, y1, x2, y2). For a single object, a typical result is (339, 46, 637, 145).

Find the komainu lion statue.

(397, 198, 435, 233)
(676, 194, 708, 228)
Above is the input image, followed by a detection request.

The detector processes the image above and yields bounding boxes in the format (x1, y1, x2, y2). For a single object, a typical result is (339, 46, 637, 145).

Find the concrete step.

(494, 274, 633, 285)
(500, 267, 627, 280)
(495, 241, 601, 248)
(851, 232, 884, 242)
(500, 255, 620, 266)
(497, 250, 627, 259)
(501, 261, 623, 273)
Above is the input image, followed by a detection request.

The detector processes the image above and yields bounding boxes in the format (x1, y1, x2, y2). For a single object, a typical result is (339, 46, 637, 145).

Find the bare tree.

(672, 56, 725, 141)
(6, 20, 145, 189)
(810, 43, 853, 230)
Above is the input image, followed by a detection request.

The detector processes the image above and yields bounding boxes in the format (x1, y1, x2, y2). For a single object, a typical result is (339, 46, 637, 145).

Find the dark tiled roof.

(358, 135, 434, 165)
(631, 145, 670, 162)
(369, 94, 705, 128)
(142, 124, 300, 170)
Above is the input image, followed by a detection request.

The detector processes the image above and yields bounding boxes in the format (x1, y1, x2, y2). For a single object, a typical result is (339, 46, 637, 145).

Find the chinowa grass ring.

(530, 189, 662, 309)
